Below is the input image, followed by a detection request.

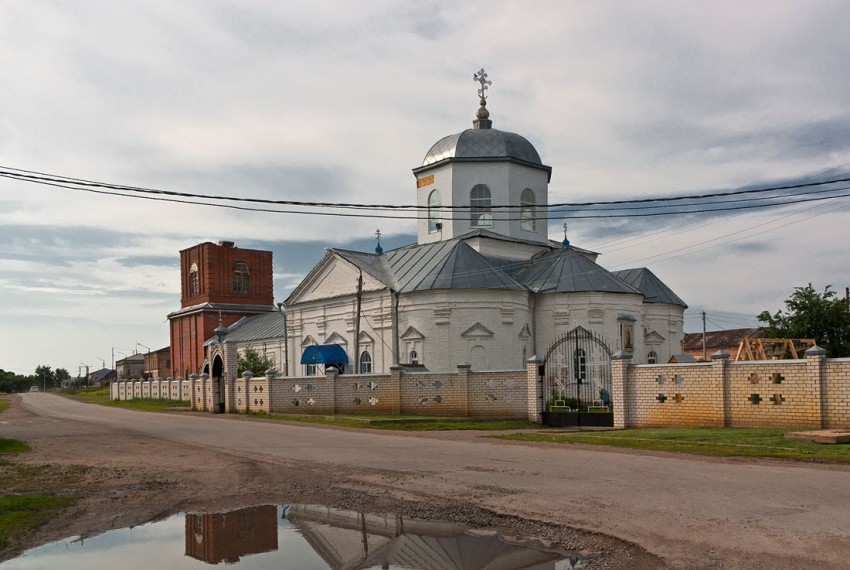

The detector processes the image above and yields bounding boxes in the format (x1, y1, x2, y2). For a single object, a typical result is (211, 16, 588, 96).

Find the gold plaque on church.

(416, 175, 434, 188)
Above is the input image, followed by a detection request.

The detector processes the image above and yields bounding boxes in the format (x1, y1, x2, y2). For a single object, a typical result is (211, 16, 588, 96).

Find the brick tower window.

(232, 261, 250, 293)
(189, 263, 199, 295)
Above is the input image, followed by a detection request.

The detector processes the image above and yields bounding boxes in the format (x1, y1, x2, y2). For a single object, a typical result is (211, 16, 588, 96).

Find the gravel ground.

(0, 395, 661, 568)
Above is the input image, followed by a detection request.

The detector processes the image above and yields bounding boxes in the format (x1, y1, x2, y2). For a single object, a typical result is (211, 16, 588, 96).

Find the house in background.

(144, 346, 171, 379)
(116, 354, 145, 379)
(681, 328, 759, 361)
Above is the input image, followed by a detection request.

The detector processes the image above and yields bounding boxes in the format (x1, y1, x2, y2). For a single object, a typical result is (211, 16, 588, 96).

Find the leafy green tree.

(0, 369, 29, 393)
(237, 347, 275, 376)
(54, 368, 71, 388)
(757, 283, 850, 357)
(34, 365, 55, 388)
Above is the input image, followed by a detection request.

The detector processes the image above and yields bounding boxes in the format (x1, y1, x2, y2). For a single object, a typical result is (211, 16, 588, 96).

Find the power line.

(3, 164, 850, 212)
(3, 167, 850, 222)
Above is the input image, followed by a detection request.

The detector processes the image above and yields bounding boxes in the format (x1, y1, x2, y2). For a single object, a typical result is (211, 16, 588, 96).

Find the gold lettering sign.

(417, 175, 434, 188)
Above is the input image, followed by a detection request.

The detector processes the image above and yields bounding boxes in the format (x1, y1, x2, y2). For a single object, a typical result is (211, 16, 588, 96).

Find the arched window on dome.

(520, 188, 536, 232)
(428, 190, 441, 233)
(470, 184, 492, 227)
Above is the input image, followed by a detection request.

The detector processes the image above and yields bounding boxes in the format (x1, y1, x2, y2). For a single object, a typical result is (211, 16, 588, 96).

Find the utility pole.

(701, 311, 707, 361)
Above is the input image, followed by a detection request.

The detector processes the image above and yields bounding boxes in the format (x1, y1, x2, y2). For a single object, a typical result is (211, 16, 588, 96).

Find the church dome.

(422, 128, 543, 167)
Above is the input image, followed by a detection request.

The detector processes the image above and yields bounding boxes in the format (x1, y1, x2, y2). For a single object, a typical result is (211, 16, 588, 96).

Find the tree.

(757, 283, 850, 357)
(54, 368, 71, 388)
(34, 365, 55, 388)
(237, 347, 275, 377)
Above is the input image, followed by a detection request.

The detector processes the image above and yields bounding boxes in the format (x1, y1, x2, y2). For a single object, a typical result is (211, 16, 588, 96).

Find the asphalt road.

(18, 393, 850, 568)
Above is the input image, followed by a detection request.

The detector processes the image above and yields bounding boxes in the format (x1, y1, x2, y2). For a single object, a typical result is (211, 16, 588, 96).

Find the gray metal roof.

(613, 268, 688, 307)
(516, 247, 641, 294)
(333, 240, 525, 293)
(220, 311, 287, 342)
(420, 128, 546, 168)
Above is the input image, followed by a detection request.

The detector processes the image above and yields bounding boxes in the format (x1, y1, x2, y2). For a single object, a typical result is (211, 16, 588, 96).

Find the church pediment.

(301, 335, 318, 347)
(287, 251, 386, 305)
(326, 332, 347, 346)
(461, 322, 494, 339)
(358, 331, 374, 344)
(645, 330, 666, 344)
(401, 326, 424, 341)
(518, 324, 531, 339)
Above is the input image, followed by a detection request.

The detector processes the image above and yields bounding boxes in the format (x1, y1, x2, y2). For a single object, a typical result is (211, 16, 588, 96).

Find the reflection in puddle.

(3, 504, 585, 569)
(186, 505, 278, 564)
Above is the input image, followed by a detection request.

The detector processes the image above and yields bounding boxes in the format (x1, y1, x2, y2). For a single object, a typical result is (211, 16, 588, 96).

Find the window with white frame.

(428, 190, 441, 232)
(359, 351, 372, 374)
(470, 184, 492, 227)
(520, 188, 536, 232)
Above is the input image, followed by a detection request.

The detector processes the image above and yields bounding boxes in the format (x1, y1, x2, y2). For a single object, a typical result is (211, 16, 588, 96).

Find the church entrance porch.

(541, 326, 614, 428)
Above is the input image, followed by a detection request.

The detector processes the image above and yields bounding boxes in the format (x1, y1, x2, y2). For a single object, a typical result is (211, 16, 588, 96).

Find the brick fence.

(110, 347, 850, 428)
(612, 347, 850, 429)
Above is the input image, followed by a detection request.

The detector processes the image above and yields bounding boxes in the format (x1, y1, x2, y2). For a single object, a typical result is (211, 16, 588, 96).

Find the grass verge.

(0, 495, 73, 550)
(491, 427, 850, 463)
(255, 412, 539, 431)
(64, 389, 537, 430)
(65, 388, 190, 412)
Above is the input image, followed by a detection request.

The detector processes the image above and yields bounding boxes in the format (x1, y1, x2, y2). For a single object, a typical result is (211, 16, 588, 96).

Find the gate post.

(611, 351, 632, 428)
(526, 355, 544, 424)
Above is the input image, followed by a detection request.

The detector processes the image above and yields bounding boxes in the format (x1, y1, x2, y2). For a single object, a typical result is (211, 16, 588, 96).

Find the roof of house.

(682, 328, 760, 352)
(517, 247, 641, 294)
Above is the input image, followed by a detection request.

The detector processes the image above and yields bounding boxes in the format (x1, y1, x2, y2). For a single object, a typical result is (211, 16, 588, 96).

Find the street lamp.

(136, 342, 151, 354)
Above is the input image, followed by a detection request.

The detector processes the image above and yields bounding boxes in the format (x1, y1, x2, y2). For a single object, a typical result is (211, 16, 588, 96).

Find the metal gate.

(541, 326, 613, 427)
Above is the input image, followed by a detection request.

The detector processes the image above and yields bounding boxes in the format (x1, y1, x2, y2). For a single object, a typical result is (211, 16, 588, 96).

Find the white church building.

(281, 72, 686, 378)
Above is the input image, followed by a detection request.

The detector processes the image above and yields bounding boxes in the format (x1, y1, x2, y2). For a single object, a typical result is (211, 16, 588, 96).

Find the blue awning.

(300, 344, 348, 365)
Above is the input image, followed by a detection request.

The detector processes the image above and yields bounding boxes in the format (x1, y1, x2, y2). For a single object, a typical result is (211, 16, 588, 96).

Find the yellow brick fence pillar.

(526, 356, 544, 424)
(711, 350, 731, 427)
(805, 345, 827, 428)
(611, 350, 632, 429)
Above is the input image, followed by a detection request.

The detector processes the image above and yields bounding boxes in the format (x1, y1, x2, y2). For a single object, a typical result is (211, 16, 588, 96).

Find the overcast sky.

(3, 1, 850, 376)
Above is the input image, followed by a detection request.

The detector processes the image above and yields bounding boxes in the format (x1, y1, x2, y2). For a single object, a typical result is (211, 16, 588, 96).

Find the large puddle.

(3, 504, 585, 569)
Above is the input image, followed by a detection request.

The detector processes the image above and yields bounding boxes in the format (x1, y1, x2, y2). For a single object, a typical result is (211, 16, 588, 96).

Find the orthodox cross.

(374, 229, 383, 254)
(563, 223, 568, 239)
(473, 68, 492, 101)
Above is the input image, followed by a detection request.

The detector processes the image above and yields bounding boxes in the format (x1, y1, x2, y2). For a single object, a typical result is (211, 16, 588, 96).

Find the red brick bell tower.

(168, 241, 275, 379)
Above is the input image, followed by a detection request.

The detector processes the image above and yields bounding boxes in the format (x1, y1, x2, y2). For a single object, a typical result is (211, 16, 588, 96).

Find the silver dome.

(422, 128, 543, 167)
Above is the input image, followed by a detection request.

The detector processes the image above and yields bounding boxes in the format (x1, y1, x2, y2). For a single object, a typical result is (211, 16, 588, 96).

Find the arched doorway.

(541, 326, 613, 427)
(212, 354, 224, 413)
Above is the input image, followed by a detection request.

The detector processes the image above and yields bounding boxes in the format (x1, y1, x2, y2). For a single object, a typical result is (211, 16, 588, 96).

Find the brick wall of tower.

(180, 242, 273, 308)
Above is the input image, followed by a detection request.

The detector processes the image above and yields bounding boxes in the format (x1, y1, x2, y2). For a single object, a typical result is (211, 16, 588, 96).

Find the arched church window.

(232, 261, 250, 293)
(409, 350, 418, 365)
(648, 351, 657, 364)
(359, 351, 372, 374)
(573, 348, 587, 384)
(470, 184, 492, 227)
(189, 263, 199, 295)
(520, 188, 536, 232)
(428, 190, 441, 233)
